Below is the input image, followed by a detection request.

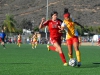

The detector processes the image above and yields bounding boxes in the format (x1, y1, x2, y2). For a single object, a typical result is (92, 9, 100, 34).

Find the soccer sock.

(68, 53, 73, 59)
(36, 43, 37, 46)
(60, 53, 67, 63)
(76, 50, 81, 62)
(19, 43, 21, 47)
(35, 44, 37, 47)
(32, 44, 34, 48)
(49, 46, 56, 51)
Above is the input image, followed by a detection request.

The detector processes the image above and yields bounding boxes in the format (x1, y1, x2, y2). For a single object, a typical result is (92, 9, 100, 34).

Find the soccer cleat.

(77, 62, 81, 67)
(63, 63, 68, 66)
(3, 47, 6, 49)
(32, 47, 34, 49)
(47, 45, 50, 51)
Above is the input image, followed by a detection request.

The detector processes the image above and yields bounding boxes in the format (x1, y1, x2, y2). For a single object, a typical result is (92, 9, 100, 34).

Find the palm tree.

(3, 14, 16, 33)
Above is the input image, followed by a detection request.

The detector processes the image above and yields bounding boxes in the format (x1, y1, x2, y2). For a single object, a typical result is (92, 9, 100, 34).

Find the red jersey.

(43, 20, 62, 38)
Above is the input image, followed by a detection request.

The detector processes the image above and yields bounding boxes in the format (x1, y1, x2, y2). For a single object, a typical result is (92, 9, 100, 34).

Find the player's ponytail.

(63, 8, 70, 18)
(64, 8, 68, 14)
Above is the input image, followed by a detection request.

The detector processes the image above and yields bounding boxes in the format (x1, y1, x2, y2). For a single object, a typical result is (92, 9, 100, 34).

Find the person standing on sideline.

(39, 11, 68, 66)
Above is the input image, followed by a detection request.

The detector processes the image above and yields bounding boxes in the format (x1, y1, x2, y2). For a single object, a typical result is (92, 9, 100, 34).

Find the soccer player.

(97, 38, 100, 46)
(39, 11, 67, 66)
(31, 33, 38, 49)
(17, 34, 21, 47)
(0, 29, 6, 49)
(61, 9, 84, 67)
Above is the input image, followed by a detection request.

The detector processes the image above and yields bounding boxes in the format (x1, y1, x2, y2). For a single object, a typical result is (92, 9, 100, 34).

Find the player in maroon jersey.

(39, 11, 67, 66)
(97, 38, 100, 46)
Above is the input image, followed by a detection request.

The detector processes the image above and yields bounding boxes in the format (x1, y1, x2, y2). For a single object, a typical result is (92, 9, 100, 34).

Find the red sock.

(49, 46, 56, 51)
(60, 53, 67, 63)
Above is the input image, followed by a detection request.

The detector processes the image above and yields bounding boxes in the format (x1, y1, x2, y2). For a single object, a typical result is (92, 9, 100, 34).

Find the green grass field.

(0, 44, 100, 75)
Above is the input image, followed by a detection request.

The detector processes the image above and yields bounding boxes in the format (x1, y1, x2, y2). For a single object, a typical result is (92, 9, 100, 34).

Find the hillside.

(0, 0, 100, 29)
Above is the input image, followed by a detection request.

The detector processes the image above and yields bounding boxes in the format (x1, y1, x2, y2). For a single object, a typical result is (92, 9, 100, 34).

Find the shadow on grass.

(93, 63, 100, 64)
(75, 63, 100, 68)
(0, 63, 33, 64)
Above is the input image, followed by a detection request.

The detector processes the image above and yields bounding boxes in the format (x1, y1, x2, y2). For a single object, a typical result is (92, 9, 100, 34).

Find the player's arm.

(74, 21, 84, 29)
(33, 35, 35, 39)
(39, 18, 47, 29)
(59, 22, 66, 33)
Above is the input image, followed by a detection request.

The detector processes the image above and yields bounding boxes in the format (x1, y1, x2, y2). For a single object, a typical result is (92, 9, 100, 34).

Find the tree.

(75, 26, 84, 36)
(33, 26, 39, 32)
(89, 26, 93, 32)
(97, 26, 100, 34)
(3, 14, 16, 33)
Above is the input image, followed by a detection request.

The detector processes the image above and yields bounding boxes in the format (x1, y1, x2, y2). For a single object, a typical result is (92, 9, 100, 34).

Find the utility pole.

(45, 0, 48, 40)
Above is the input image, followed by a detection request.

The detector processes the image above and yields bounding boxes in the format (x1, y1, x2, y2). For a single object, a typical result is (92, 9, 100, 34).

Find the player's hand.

(58, 26, 61, 29)
(58, 30, 62, 33)
(41, 17, 45, 23)
(58, 30, 64, 33)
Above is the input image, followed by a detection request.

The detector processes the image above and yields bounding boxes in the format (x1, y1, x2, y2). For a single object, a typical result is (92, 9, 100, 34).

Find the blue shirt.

(75, 30, 79, 37)
(0, 32, 6, 38)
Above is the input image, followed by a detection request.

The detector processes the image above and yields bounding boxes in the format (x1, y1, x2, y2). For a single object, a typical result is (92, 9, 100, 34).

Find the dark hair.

(57, 18, 63, 23)
(64, 8, 68, 14)
(51, 11, 58, 17)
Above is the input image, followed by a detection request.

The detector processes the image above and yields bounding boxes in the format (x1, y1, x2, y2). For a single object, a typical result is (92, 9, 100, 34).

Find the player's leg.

(47, 38, 62, 52)
(18, 40, 21, 47)
(1, 39, 6, 49)
(1, 41, 6, 49)
(66, 39, 73, 59)
(17, 40, 18, 45)
(47, 45, 57, 51)
(79, 40, 81, 46)
(35, 41, 37, 48)
(32, 42, 35, 49)
(36, 41, 38, 47)
(47, 38, 57, 52)
(19, 41, 21, 47)
(73, 36, 81, 67)
(19, 42, 21, 47)
(53, 42, 67, 66)
(67, 45, 73, 59)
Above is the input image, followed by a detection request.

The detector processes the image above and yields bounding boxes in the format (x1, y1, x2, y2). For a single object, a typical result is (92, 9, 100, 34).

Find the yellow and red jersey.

(62, 19, 75, 39)
(31, 35, 37, 42)
(17, 35, 21, 43)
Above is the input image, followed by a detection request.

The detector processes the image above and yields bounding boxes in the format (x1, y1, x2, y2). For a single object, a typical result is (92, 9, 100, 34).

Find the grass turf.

(0, 44, 100, 75)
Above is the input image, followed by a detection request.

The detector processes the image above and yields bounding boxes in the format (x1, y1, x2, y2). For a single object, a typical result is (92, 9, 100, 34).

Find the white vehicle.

(92, 35, 100, 42)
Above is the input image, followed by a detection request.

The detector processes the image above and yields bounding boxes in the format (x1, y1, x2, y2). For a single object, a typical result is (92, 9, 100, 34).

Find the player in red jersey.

(39, 11, 67, 66)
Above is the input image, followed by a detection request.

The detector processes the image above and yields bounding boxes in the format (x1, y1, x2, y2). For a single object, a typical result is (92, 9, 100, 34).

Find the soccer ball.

(69, 58, 77, 67)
